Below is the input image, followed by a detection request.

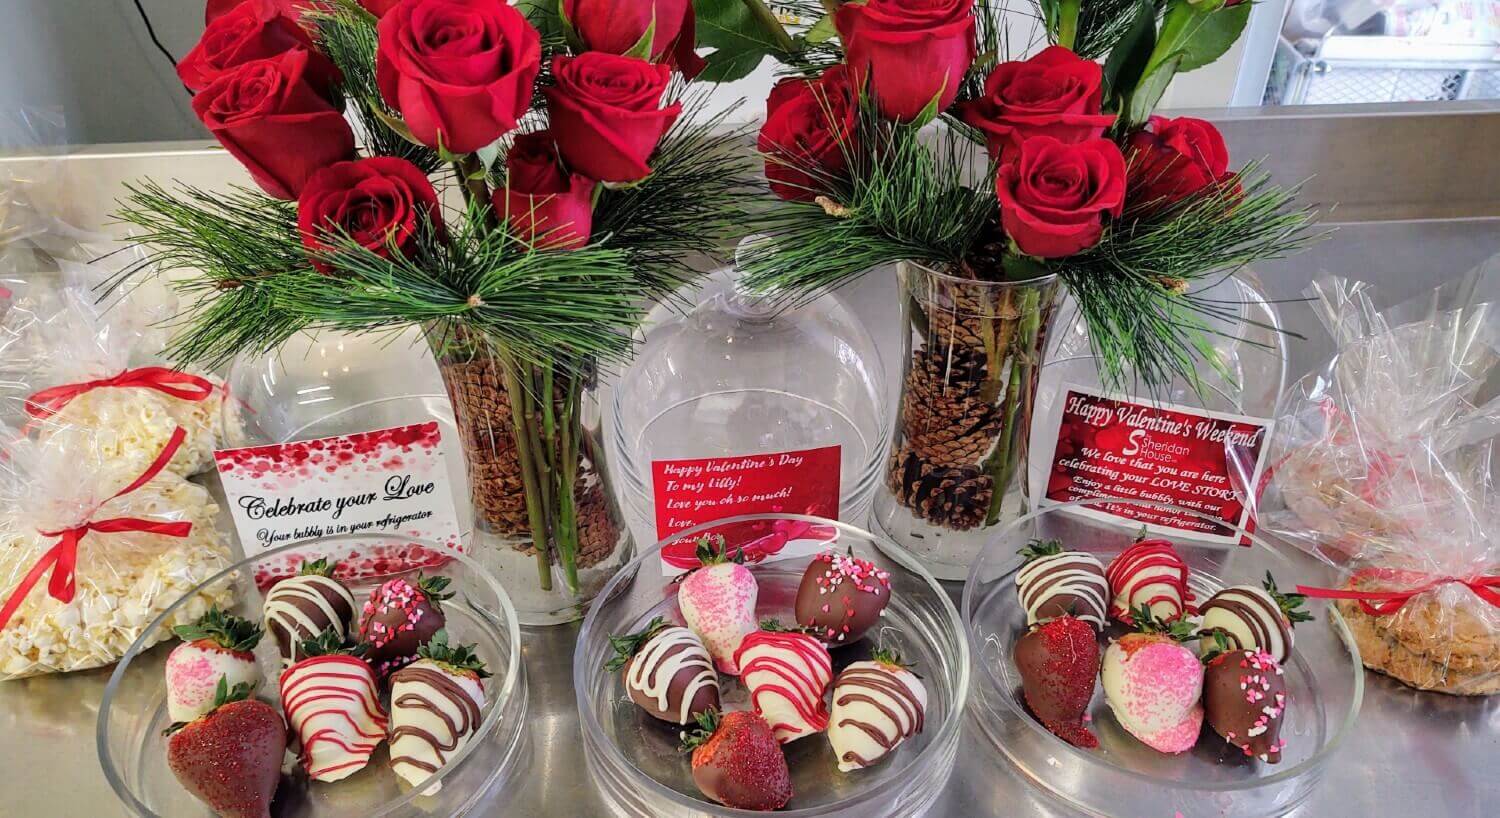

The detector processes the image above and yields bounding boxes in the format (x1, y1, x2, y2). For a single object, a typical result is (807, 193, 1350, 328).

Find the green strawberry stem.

(1263, 571, 1314, 624)
(604, 616, 670, 672)
(171, 604, 263, 652)
(162, 676, 255, 736)
(693, 534, 745, 567)
(298, 558, 340, 577)
(417, 628, 491, 678)
(1017, 538, 1064, 563)
(1200, 630, 1233, 664)
(679, 707, 722, 752)
(298, 626, 367, 658)
(1131, 604, 1197, 641)
(871, 646, 916, 670)
(414, 572, 455, 606)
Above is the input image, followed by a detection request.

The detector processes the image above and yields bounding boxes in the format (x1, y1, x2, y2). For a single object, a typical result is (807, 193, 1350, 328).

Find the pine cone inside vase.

(887, 447, 994, 531)
(898, 343, 1001, 466)
(439, 355, 533, 539)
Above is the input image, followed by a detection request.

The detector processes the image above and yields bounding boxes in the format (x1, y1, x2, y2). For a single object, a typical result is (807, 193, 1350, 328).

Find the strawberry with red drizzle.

(732, 620, 833, 743)
(1105, 534, 1191, 624)
(166, 677, 286, 818)
(165, 605, 265, 723)
(794, 549, 892, 645)
(683, 708, 793, 811)
(279, 628, 388, 782)
(1013, 615, 1100, 748)
(358, 572, 451, 676)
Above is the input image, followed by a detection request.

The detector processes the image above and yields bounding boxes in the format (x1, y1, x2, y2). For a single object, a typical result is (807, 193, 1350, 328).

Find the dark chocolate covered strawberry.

(359, 572, 451, 676)
(165, 677, 287, 818)
(794, 549, 892, 645)
(683, 709, 792, 811)
(1203, 643, 1290, 764)
(1014, 615, 1100, 748)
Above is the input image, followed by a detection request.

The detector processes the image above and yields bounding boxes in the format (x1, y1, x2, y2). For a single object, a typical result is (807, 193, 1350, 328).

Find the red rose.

(544, 53, 680, 183)
(376, 0, 542, 154)
(756, 64, 858, 202)
(835, 0, 975, 122)
(563, 0, 706, 78)
(190, 51, 356, 200)
(958, 46, 1116, 161)
(205, 0, 310, 23)
(297, 157, 443, 271)
(995, 135, 1126, 258)
(180, 0, 340, 99)
(498, 131, 596, 250)
(1126, 116, 1232, 208)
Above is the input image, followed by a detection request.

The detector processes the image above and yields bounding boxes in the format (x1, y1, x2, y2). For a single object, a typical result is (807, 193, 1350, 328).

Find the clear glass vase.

(873, 260, 1062, 580)
(428, 324, 631, 625)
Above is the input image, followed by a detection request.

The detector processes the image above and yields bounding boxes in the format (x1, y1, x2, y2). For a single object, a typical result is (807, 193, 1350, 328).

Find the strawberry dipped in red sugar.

(279, 628, 387, 782)
(166, 677, 286, 818)
(733, 620, 833, 744)
(358, 572, 451, 677)
(1013, 615, 1100, 748)
(677, 535, 759, 674)
(1100, 607, 1204, 754)
(165, 606, 265, 723)
(1105, 535, 1191, 624)
(683, 709, 793, 811)
(794, 549, 892, 645)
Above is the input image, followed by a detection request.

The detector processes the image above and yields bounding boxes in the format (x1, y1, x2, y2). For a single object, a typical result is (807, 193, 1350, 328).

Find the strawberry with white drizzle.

(1105, 535, 1191, 624)
(733, 621, 833, 743)
(279, 628, 387, 782)
(677, 535, 759, 675)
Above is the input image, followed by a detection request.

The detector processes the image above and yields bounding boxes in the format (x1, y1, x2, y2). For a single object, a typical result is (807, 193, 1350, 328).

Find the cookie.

(1337, 598, 1500, 696)
(1340, 575, 1500, 671)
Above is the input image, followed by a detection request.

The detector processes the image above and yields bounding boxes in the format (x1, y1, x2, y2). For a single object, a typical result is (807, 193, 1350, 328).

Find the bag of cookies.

(0, 418, 234, 680)
(0, 247, 235, 477)
(1248, 261, 1500, 695)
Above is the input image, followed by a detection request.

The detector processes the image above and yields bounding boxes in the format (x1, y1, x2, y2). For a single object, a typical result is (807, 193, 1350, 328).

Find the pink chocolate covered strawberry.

(165, 606, 265, 723)
(683, 708, 793, 811)
(166, 677, 287, 818)
(677, 535, 759, 674)
(1100, 607, 1204, 754)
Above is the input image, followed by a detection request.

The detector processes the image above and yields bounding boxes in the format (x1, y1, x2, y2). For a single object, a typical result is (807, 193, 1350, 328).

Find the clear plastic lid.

(610, 243, 888, 546)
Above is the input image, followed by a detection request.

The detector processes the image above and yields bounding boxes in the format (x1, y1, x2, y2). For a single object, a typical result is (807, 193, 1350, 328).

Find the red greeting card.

(1041, 386, 1272, 544)
(652, 445, 842, 574)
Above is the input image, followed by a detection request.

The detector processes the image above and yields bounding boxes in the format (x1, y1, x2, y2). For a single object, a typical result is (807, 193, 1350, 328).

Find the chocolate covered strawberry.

(359, 572, 451, 677)
(683, 709, 792, 811)
(733, 620, 833, 743)
(389, 630, 489, 791)
(1198, 572, 1312, 664)
(279, 628, 387, 782)
(794, 549, 892, 645)
(166, 677, 286, 818)
(1100, 607, 1204, 754)
(166, 606, 265, 723)
(1014, 615, 1100, 748)
(677, 536, 759, 674)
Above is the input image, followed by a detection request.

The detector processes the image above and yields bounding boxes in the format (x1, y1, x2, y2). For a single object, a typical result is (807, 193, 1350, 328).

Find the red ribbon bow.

(0, 427, 194, 631)
(1298, 567, 1500, 617)
(24, 366, 215, 420)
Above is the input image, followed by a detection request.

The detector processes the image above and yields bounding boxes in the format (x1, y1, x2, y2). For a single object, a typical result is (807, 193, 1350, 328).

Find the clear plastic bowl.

(575, 514, 968, 817)
(964, 498, 1363, 817)
(97, 534, 528, 817)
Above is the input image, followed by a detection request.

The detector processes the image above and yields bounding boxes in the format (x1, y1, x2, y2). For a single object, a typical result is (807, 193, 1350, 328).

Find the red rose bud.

(1126, 115, 1233, 209)
(959, 46, 1116, 161)
(297, 157, 443, 272)
(376, 0, 541, 154)
(545, 53, 681, 183)
(995, 135, 1126, 259)
(181, 0, 340, 100)
(563, 0, 706, 78)
(499, 131, 596, 250)
(757, 64, 859, 202)
(835, 0, 976, 122)
(190, 51, 356, 201)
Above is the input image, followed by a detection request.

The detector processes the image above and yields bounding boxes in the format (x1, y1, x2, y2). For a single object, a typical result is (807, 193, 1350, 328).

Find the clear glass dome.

(610, 251, 888, 547)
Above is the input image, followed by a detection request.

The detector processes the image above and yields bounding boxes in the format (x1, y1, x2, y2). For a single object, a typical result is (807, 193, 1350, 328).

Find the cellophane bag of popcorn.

(0, 418, 234, 680)
(0, 243, 237, 477)
(1248, 259, 1500, 695)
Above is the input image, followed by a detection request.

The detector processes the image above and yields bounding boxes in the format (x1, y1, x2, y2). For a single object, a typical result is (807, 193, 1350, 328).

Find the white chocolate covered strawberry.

(733, 623, 832, 743)
(165, 606, 264, 724)
(1101, 609, 1204, 754)
(677, 536, 759, 674)
(279, 629, 387, 782)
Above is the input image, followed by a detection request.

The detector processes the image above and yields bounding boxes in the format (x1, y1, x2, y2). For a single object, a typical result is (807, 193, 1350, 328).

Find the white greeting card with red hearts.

(214, 422, 464, 587)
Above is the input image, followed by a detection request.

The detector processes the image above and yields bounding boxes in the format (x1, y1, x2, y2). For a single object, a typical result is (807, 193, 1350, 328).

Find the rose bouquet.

(730, 0, 1321, 573)
(111, 0, 754, 622)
